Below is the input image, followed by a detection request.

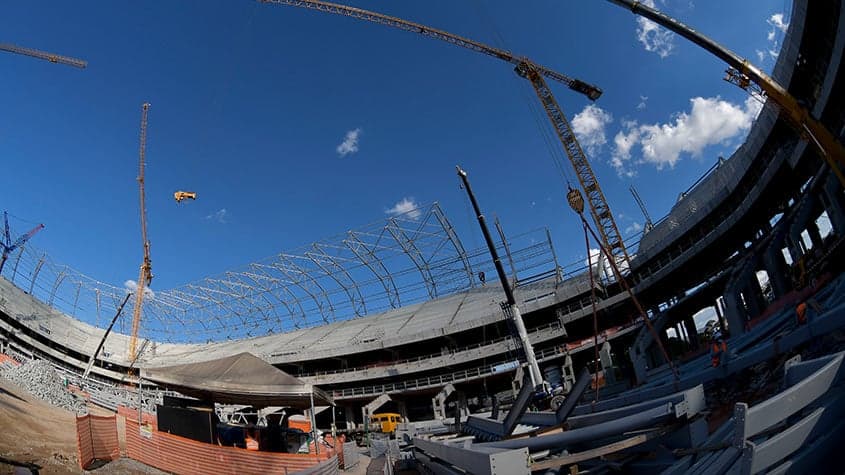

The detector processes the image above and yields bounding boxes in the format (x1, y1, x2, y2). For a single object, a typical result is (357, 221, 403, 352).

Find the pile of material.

(1, 359, 87, 414)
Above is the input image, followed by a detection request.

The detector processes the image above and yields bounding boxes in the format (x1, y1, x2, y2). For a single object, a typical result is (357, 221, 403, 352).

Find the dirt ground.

(0, 378, 164, 475)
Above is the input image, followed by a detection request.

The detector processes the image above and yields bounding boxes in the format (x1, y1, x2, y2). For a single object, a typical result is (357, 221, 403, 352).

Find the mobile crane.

(259, 0, 631, 270)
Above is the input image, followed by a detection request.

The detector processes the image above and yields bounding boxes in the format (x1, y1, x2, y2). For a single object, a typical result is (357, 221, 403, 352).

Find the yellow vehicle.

(369, 413, 402, 434)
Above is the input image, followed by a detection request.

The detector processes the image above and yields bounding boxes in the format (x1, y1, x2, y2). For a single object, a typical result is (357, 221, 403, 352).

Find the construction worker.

(796, 301, 808, 324)
(710, 328, 727, 368)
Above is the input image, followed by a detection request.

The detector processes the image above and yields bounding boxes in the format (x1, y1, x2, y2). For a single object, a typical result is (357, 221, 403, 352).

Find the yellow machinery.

(370, 413, 402, 434)
(174, 191, 197, 203)
(128, 103, 153, 362)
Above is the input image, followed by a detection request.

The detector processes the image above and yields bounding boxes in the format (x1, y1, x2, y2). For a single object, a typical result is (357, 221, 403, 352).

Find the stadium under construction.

(2, 0, 845, 473)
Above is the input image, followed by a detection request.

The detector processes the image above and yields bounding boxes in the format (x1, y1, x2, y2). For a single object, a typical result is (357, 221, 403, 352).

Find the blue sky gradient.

(1, 0, 792, 293)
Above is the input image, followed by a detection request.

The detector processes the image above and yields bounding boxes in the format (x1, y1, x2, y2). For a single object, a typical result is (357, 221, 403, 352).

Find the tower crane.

(260, 0, 631, 270)
(0, 43, 87, 68)
(0, 212, 44, 275)
(128, 103, 152, 362)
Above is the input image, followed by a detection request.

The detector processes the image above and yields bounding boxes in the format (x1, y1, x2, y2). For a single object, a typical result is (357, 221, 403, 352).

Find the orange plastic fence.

(76, 414, 120, 470)
(0, 353, 21, 366)
(117, 404, 157, 429)
(124, 419, 337, 475)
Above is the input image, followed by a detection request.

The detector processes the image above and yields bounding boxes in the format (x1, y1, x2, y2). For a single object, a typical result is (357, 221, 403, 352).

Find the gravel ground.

(1, 360, 87, 414)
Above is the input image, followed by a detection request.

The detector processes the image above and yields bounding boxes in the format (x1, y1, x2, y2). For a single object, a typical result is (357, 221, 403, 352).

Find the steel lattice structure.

(2, 203, 564, 344)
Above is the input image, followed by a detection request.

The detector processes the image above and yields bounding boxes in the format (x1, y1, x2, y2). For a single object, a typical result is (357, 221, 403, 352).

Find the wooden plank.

(529, 426, 669, 471)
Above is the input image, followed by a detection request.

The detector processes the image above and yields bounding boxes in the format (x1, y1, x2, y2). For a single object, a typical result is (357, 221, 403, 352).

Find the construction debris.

(1, 359, 87, 414)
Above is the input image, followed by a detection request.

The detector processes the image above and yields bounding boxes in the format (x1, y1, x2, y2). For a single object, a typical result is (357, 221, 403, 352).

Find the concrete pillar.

(683, 316, 699, 350)
(723, 289, 747, 337)
(822, 174, 845, 235)
(345, 406, 356, 427)
(763, 245, 791, 298)
(561, 354, 575, 392)
(397, 400, 408, 422)
(742, 283, 763, 320)
(807, 221, 824, 249)
(599, 341, 614, 384)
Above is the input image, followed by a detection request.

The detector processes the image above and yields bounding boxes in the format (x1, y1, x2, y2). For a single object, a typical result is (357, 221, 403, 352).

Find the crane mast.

(0, 43, 87, 69)
(128, 103, 152, 362)
(261, 0, 630, 269)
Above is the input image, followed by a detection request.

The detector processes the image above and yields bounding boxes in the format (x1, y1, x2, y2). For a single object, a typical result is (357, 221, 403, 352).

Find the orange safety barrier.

(124, 419, 336, 475)
(0, 353, 21, 366)
(117, 404, 157, 430)
(76, 414, 120, 470)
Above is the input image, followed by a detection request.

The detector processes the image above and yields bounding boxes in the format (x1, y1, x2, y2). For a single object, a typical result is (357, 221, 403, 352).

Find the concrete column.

(722, 289, 746, 337)
(345, 406, 356, 427)
(742, 283, 763, 320)
(599, 341, 614, 384)
(397, 400, 408, 422)
(822, 174, 845, 235)
(683, 316, 699, 350)
(806, 221, 824, 249)
(763, 245, 791, 298)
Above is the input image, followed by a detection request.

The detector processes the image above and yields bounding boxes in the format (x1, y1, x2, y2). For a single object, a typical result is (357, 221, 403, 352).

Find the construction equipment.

(630, 186, 654, 234)
(0, 43, 87, 68)
(83, 293, 132, 379)
(0, 212, 44, 275)
(604, 0, 845, 186)
(260, 0, 630, 270)
(128, 103, 153, 362)
(174, 191, 197, 203)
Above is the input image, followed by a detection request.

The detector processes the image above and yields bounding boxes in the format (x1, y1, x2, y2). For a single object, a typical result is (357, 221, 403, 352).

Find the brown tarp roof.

(142, 352, 333, 408)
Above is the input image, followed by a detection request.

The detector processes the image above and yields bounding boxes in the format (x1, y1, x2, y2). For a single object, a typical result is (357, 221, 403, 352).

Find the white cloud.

(611, 96, 763, 171)
(625, 222, 643, 235)
(762, 13, 788, 63)
(205, 208, 228, 223)
(768, 13, 788, 34)
(124, 280, 155, 300)
(386, 197, 421, 220)
(636, 95, 648, 110)
(636, 0, 675, 58)
(336, 128, 362, 157)
(571, 104, 613, 155)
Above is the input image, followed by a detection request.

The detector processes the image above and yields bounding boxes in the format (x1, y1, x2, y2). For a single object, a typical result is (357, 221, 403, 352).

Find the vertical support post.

(310, 389, 319, 455)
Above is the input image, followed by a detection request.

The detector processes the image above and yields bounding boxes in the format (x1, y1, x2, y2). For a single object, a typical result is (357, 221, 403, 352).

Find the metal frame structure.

(2, 203, 562, 343)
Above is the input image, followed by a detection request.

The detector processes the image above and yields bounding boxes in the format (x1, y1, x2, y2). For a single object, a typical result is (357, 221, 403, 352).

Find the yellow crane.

(604, 0, 845, 186)
(0, 42, 87, 68)
(128, 103, 152, 362)
(260, 0, 631, 269)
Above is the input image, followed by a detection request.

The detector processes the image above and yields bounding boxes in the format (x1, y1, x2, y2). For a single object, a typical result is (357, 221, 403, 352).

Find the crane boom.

(260, 0, 602, 101)
(516, 63, 630, 267)
(0, 43, 87, 69)
(260, 0, 630, 268)
(0, 211, 45, 275)
(128, 103, 152, 362)
(604, 0, 845, 186)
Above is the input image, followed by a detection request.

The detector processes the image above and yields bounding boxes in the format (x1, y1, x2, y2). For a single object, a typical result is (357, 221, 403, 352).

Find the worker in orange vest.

(710, 329, 727, 368)
(796, 301, 808, 324)
(245, 429, 259, 451)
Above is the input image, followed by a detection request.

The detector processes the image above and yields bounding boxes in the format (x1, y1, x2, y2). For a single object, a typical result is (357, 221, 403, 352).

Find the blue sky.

(1, 0, 792, 294)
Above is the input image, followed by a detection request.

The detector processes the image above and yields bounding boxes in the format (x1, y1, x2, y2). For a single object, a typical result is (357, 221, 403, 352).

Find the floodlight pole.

(456, 166, 544, 389)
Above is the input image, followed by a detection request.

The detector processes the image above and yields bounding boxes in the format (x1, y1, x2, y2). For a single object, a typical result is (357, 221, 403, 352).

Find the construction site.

(2, 0, 845, 473)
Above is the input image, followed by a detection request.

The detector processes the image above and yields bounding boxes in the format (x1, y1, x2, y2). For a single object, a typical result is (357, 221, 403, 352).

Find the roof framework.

(5, 203, 563, 343)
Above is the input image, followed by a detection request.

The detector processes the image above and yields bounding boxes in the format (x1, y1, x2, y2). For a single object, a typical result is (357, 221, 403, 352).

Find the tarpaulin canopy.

(142, 352, 333, 408)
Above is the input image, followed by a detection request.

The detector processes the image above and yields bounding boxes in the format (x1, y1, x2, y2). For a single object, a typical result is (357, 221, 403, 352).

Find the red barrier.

(124, 419, 336, 475)
(117, 405, 157, 430)
(76, 414, 120, 470)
